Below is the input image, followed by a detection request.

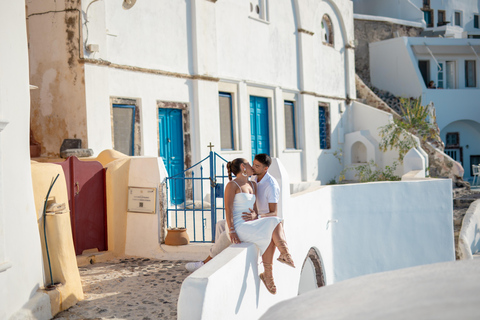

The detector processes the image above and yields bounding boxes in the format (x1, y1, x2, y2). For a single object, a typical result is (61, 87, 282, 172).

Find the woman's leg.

(271, 223, 295, 268)
(262, 240, 275, 264)
(260, 240, 276, 294)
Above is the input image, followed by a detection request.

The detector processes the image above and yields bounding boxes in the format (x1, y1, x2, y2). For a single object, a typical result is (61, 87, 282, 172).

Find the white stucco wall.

(178, 159, 454, 319)
(370, 37, 423, 98)
(0, 2, 50, 319)
(353, 0, 424, 23)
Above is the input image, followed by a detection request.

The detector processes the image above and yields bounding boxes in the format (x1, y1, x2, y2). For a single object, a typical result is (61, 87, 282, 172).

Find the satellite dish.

(122, 0, 136, 10)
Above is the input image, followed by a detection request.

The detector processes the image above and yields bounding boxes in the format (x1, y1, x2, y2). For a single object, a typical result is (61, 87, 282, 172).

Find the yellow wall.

(31, 161, 84, 316)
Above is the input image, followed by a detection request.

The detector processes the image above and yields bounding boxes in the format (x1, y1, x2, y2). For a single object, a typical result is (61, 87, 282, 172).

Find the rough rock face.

(354, 19, 423, 83)
(422, 141, 468, 187)
(355, 75, 401, 119)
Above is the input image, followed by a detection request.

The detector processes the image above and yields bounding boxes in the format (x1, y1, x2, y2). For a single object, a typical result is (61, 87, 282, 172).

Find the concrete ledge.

(459, 199, 480, 259)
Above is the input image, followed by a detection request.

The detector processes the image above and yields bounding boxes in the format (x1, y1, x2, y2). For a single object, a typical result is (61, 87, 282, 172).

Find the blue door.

(250, 96, 270, 158)
(159, 108, 185, 204)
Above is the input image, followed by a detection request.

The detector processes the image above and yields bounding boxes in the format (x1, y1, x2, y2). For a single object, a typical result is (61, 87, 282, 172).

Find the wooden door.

(250, 96, 270, 159)
(158, 108, 185, 204)
(56, 156, 107, 255)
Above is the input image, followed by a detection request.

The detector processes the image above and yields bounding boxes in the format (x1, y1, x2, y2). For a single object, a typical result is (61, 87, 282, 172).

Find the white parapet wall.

(178, 159, 454, 319)
(458, 200, 480, 259)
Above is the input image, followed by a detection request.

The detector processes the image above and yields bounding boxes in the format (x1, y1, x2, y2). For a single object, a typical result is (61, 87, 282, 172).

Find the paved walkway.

(54, 258, 189, 320)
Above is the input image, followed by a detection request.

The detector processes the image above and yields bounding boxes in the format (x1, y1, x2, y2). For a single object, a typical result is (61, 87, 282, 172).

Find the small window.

(446, 132, 459, 146)
(423, 0, 430, 7)
(465, 60, 476, 88)
(318, 103, 330, 150)
(113, 104, 135, 156)
(475, 15, 479, 29)
(419, 60, 430, 86)
(438, 10, 446, 26)
(455, 11, 462, 26)
(284, 101, 297, 149)
(321, 15, 334, 46)
(249, 0, 268, 21)
(423, 10, 433, 28)
(219, 92, 235, 150)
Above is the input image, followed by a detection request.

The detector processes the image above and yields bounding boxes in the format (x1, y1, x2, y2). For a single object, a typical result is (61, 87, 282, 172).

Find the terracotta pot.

(165, 227, 190, 246)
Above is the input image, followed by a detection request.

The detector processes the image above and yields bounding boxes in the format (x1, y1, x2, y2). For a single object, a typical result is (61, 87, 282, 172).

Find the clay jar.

(165, 227, 190, 246)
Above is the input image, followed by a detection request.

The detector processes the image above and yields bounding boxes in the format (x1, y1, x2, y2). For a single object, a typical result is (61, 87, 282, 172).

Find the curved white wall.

(178, 159, 454, 319)
(0, 1, 49, 319)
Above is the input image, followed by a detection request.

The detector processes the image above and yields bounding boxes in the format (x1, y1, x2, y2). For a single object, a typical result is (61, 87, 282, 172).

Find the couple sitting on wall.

(185, 154, 294, 294)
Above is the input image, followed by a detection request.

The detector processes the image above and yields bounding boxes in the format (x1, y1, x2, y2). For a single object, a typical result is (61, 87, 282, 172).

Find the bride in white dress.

(225, 158, 295, 294)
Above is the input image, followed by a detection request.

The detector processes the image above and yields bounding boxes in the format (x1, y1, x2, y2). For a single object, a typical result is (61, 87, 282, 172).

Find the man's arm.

(258, 203, 277, 218)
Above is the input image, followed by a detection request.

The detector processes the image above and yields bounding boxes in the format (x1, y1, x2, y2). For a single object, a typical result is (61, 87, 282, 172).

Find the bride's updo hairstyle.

(226, 158, 246, 181)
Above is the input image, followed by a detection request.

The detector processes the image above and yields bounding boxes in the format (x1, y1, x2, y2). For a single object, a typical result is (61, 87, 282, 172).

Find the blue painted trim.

(113, 104, 135, 156)
(319, 106, 327, 149)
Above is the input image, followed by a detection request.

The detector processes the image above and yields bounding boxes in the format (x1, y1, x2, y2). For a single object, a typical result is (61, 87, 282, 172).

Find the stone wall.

(354, 19, 423, 83)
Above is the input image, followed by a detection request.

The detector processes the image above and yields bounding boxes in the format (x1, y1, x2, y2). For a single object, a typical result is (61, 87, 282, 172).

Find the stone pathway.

(54, 258, 189, 320)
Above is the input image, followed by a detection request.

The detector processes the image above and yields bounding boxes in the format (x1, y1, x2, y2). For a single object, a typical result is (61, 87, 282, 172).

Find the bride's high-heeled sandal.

(260, 263, 276, 295)
(276, 240, 295, 268)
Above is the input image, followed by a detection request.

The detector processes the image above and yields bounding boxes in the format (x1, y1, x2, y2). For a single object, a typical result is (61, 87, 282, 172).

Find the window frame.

(219, 92, 236, 151)
(112, 102, 137, 156)
(465, 60, 477, 88)
(437, 10, 446, 27)
(318, 102, 331, 150)
(283, 100, 297, 150)
(423, 9, 434, 28)
(454, 11, 462, 27)
(321, 14, 334, 47)
(110, 98, 142, 156)
(445, 132, 459, 147)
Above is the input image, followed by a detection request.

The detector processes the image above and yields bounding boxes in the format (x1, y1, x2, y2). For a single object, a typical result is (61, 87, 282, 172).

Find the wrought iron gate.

(165, 147, 229, 242)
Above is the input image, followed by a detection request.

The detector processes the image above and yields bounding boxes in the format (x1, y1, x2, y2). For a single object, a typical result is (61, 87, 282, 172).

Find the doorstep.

(159, 242, 212, 261)
(76, 250, 115, 267)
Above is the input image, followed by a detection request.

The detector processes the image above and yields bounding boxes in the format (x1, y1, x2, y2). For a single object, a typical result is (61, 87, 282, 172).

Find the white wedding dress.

(232, 183, 282, 255)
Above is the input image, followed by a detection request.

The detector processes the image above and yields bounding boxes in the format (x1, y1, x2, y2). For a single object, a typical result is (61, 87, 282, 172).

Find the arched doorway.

(297, 247, 326, 295)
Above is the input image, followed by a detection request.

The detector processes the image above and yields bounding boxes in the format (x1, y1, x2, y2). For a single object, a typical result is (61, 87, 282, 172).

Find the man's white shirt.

(252, 172, 280, 214)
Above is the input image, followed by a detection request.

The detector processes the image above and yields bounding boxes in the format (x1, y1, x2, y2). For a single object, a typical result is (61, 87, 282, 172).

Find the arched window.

(321, 14, 334, 47)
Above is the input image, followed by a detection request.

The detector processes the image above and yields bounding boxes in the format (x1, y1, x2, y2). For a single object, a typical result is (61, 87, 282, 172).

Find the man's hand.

(242, 208, 257, 221)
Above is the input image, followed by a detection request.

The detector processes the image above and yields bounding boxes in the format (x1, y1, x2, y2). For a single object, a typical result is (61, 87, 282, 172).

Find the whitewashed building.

(369, 36, 480, 182)
(352, 0, 480, 182)
(353, 0, 480, 38)
(26, 0, 364, 188)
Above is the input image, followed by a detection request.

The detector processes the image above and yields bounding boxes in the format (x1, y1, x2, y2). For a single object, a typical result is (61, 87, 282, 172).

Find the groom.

(185, 153, 280, 272)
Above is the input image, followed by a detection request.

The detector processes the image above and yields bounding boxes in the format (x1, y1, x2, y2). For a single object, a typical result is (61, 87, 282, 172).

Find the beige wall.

(27, 0, 87, 157)
(31, 161, 84, 316)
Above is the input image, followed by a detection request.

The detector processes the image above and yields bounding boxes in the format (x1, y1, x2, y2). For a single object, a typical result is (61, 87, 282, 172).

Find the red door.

(56, 156, 107, 255)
